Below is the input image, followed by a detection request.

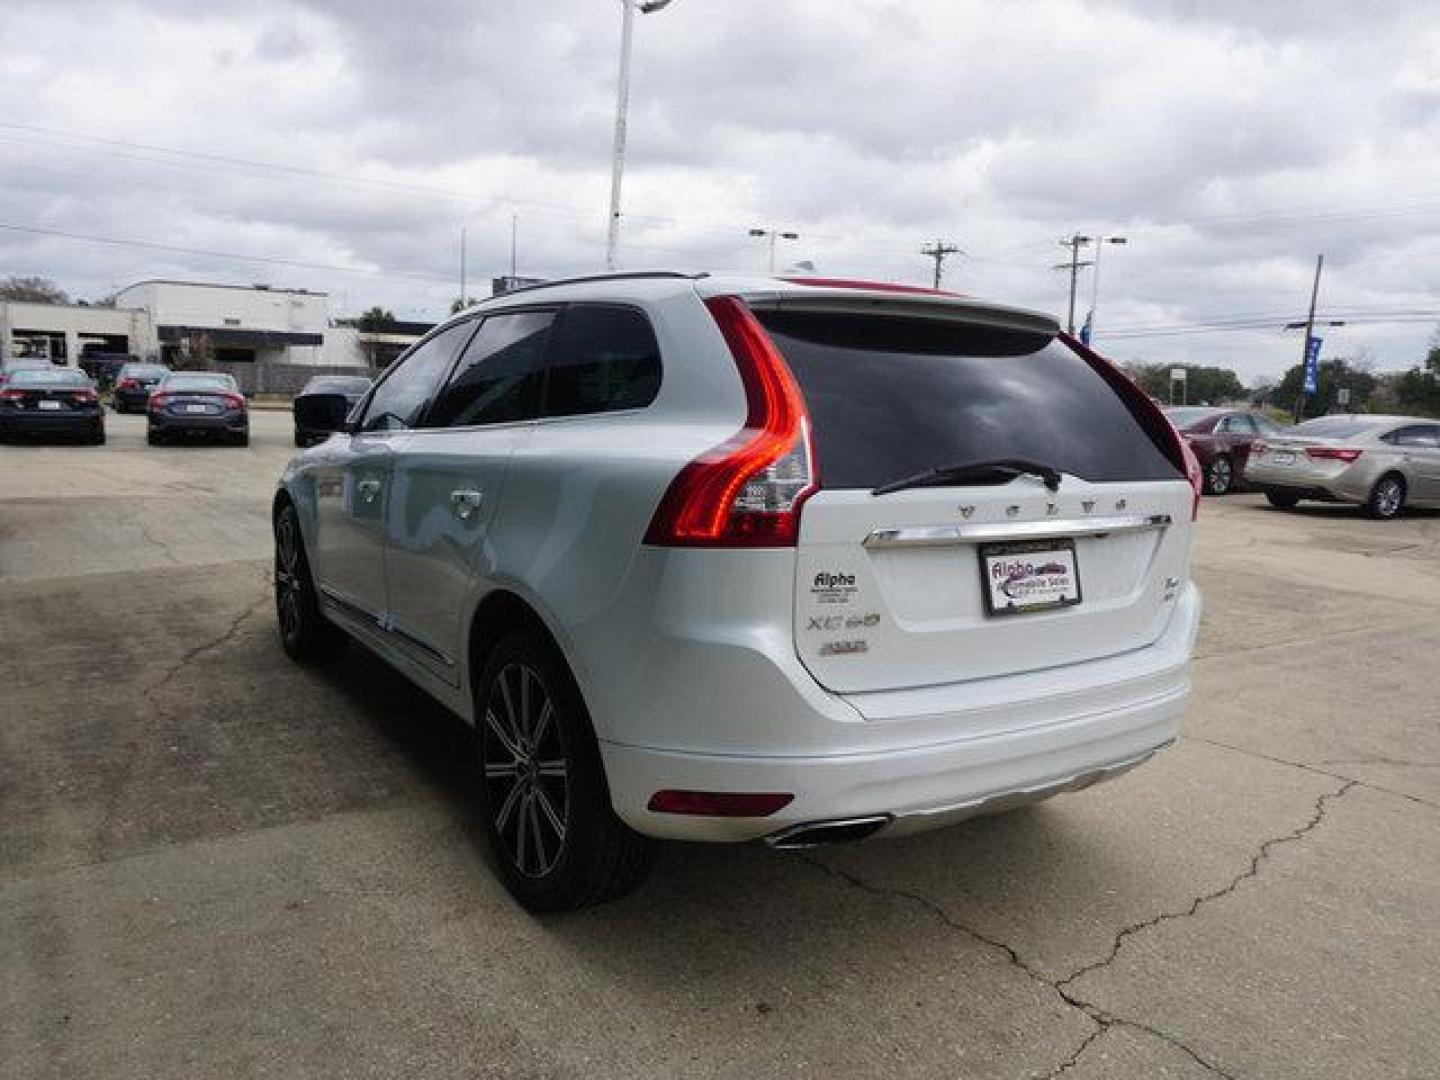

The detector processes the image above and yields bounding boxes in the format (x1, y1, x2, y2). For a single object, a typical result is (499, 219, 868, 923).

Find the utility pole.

(510, 214, 518, 278)
(459, 226, 467, 308)
(921, 240, 961, 289)
(1292, 254, 1324, 425)
(748, 227, 799, 273)
(1054, 234, 1093, 334)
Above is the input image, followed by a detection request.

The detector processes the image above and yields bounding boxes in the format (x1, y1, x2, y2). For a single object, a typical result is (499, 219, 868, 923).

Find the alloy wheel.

(482, 662, 571, 878)
(1374, 477, 1403, 517)
(1208, 456, 1232, 495)
(274, 511, 303, 640)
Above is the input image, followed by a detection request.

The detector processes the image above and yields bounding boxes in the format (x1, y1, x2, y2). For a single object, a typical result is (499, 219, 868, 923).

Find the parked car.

(272, 271, 1203, 911)
(292, 374, 371, 447)
(0, 366, 105, 444)
(112, 362, 172, 413)
(1164, 406, 1288, 495)
(1244, 414, 1440, 519)
(0, 357, 55, 389)
(79, 351, 137, 390)
(147, 371, 249, 446)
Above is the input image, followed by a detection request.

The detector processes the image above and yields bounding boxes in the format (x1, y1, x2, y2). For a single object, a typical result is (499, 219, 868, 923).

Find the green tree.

(1390, 330, 1440, 417)
(451, 296, 480, 314)
(356, 307, 397, 373)
(357, 306, 395, 331)
(1126, 363, 1245, 405)
(1271, 355, 1379, 419)
(0, 275, 69, 304)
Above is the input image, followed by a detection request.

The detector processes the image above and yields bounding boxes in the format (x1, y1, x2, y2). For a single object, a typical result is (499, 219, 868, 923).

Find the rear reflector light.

(1062, 334, 1203, 520)
(643, 295, 817, 547)
(1305, 447, 1363, 463)
(148, 393, 169, 411)
(647, 790, 795, 817)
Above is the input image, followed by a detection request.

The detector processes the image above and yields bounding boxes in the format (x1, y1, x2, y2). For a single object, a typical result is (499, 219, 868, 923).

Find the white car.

(273, 272, 1203, 910)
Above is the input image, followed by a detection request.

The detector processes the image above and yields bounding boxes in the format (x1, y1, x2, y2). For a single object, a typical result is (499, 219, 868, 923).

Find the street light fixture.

(1085, 235, 1128, 347)
(605, 0, 679, 271)
(749, 227, 800, 273)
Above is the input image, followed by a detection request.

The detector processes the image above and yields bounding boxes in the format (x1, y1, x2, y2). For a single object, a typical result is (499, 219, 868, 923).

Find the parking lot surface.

(3, 409, 1438, 1079)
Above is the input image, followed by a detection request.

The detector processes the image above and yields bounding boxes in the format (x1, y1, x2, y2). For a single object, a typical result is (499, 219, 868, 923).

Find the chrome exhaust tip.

(764, 815, 892, 850)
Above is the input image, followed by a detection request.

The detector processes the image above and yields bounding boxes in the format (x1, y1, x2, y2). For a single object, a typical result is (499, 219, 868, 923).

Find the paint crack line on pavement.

(1055, 779, 1356, 996)
(148, 584, 270, 692)
(797, 855, 1235, 1078)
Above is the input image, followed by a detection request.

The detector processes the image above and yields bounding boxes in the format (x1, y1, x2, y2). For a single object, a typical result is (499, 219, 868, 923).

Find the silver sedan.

(1243, 414, 1440, 518)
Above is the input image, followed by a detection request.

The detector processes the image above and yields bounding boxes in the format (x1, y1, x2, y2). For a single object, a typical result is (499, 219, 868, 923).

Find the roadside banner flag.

(1302, 336, 1322, 394)
(1079, 310, 1093, 346)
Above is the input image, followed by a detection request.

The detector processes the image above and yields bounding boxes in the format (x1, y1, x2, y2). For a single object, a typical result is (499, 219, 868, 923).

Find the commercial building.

(1, 280, 432, 393)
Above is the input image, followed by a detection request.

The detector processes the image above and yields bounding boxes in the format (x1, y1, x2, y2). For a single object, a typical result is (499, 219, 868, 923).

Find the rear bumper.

(600, 582, 1199, 843)
(1244, 461, 1371, 503)
(149, 413, 247, 433)
(0, 412, 103, 437)
(113, 390, 151, 409)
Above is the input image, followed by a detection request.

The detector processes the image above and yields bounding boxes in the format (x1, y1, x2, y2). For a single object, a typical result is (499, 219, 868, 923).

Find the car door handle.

(356, 478, 382, 503)
(449, 489, 483, 520)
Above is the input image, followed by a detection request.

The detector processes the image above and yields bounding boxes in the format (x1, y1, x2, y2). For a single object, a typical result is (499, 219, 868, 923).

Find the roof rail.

(494, 269, 708, 300)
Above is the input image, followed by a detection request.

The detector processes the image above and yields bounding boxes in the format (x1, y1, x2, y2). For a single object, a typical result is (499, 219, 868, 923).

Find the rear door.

(754, 307, 1193, 695)
(384, 310, 554, 683)
(1388, 425, 1440, 501)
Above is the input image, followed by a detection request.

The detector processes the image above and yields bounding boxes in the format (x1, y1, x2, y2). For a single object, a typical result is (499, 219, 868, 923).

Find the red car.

(1165, 407, 1288, 496)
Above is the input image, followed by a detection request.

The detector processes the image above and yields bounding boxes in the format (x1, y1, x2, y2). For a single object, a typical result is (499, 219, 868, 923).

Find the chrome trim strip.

(390, 622, 456, 669)
(863, 513, 1173, 549)
(318, 585, 380, 626)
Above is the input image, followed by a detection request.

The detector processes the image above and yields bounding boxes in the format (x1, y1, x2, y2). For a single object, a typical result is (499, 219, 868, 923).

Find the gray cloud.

(1, 0, 1437, 378)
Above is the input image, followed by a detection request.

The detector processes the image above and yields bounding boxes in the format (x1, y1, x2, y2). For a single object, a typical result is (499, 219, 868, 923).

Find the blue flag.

(1302, 336, 1322, 395)
(1079, 310, 1093, 346)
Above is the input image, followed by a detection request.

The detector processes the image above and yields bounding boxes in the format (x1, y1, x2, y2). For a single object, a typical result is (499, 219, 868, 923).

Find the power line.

(0, 221, 454, 283)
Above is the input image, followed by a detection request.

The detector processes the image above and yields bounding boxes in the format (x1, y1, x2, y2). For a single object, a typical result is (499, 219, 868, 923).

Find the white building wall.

(113, 281, 328, 334)
(0, 302, 155, 365)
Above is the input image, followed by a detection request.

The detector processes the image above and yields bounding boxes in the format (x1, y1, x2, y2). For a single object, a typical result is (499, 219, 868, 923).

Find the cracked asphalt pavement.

(3, 410, 1438, 1079)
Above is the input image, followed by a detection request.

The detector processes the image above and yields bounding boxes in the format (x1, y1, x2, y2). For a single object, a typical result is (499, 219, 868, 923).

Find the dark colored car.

(112, 362, 172, 413)
(147, 371, 249, 446)
(292, 374, 371, 447)
(1165, 407, 1287, 495)
(0, 367, 105, 444)
(79, 352, 137, 390)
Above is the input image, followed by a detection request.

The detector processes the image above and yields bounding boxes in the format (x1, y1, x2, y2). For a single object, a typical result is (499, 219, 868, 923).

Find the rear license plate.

(979, 539, 1082, 617)
(184, 403, 209, 414)
(1271, 450, 1296, 466)
(38, 399, 63, 411)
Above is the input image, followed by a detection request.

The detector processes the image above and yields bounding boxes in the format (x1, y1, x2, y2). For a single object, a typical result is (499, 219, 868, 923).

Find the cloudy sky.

(2, 0, 1438, 381)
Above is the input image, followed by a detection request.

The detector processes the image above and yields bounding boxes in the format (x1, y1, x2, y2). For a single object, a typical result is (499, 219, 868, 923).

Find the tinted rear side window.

(542, 305, 661, 418)
(424, 310, 554, 428)
(757, 311, 1182, 490)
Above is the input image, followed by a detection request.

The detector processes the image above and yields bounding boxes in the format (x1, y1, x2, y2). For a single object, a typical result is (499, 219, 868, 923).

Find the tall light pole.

(605, 0, 676, 271)
(1054, 234, 1092, 334)
(1085, 235, 1127, 347)
(749, 227, 799, 273)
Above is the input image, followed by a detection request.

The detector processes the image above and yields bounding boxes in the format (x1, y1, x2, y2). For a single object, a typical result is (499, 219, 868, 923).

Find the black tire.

(1364, 474, 1405, 520)
(147, 429, 163, 446)
(233, 432, 250, 447)
(112, 402, 126, 415)
(1204, 454, 1234, 496)
(1266, 491, 1300, 509)
(294, 432, 307, 448)
(476, 628, 655, 912)
(90, 429, 106, 446)
(273, 501, 344, 662)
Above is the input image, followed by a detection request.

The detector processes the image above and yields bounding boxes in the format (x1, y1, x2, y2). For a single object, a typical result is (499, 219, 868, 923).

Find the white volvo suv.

(273, 272, 1203, 910)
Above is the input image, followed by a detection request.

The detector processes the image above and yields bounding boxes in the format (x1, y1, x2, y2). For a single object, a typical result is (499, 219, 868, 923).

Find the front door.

(385, 310, 555, 684)
(311, 318, 481, 633)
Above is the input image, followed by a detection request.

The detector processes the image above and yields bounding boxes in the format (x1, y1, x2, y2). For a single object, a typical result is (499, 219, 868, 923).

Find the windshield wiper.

(871, 458, 1063, 497)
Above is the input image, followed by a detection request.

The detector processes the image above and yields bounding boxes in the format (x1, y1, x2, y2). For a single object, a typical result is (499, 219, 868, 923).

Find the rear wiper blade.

(871, 458, 1063, 497)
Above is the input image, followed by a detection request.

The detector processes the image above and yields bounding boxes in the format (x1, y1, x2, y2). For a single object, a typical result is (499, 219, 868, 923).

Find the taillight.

(71, 388, 98, 404)
(0, 388, 24, 403)
(1250, 440, 1268, 455)
(1062, 333, 1203, 520)
(643, 295, 817, 547)
(149, 393, 169, 411)
(1305, 447, 1363, 463)
(221, 392, 246, 410)
(117, 378, 138, 390)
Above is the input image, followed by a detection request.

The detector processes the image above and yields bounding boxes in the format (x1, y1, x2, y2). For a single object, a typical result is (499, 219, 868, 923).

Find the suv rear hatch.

(751, 299, 1195, 696)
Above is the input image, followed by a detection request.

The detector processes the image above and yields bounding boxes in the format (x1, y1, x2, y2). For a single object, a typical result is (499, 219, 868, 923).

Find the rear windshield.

(122, 365, 168, 378)
(1165, 407, 1221, 429)
(757, 311, 1182, 490)
(11, 369, 90, 388)
(1292, 417, 1383, 438)
(165, 374, 236, 392)
(303, 377, 370, 394)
